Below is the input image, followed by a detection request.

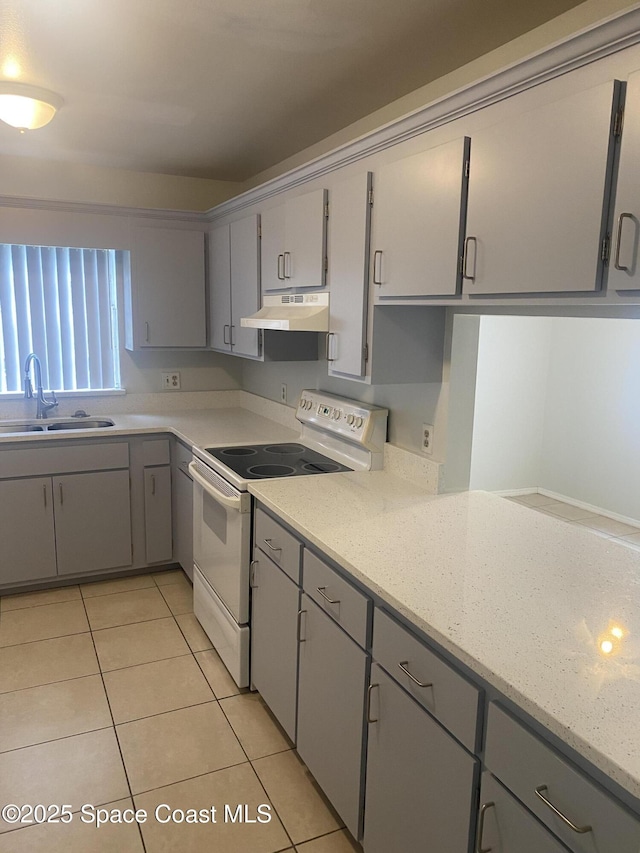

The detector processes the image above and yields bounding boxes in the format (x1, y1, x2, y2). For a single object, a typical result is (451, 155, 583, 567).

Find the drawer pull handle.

(614, 212, 634, 271)
(316, 586, 340, 605)
(249, 560, 259, 588)
(398, 661, 432, 688)
(534, 786, 592, 834)
(366, 683, 379, 724)
(296, 609, 306, 643)
(263, 538, 281, 553)
(476, 801, 495, 853)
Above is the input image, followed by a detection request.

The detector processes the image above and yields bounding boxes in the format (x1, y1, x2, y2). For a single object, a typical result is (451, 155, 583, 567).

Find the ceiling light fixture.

(0, 81, 63, 131)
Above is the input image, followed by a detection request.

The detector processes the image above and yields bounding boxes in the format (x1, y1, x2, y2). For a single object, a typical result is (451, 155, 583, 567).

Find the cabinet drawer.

(142, 438, 171, 466)
(254, 507, 302, 584)
(0, 441, 129, 479)
(477, 772, 569, 853)
(303, 549, 370, 648)
(174, 440, 192, 476)
(485, 703, 640, 853)
(372, 607, 480, 752)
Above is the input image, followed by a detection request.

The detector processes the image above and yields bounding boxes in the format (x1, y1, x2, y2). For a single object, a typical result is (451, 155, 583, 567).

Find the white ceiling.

(0, 0, 584, 181)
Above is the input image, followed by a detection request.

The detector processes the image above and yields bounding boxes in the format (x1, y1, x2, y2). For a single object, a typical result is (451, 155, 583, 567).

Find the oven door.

(189, 460, 251, 624)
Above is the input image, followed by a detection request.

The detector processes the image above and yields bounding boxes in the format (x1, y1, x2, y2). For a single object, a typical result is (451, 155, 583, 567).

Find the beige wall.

(240, 0, 637, 191)
(0, 155, 240, 211)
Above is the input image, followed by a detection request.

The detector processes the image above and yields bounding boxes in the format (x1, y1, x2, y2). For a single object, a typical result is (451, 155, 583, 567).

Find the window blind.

(0, 244, 120, 393)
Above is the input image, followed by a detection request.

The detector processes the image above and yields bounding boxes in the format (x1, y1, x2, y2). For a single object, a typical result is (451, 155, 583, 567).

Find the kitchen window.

(0, 243, 121, 394)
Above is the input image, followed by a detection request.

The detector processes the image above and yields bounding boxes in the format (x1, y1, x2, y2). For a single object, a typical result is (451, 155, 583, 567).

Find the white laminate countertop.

(0, 408, 299, 450)
(248, 471, 640, 802)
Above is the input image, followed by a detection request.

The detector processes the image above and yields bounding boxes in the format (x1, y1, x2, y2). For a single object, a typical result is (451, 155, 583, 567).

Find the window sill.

(0, 389, 127, 401)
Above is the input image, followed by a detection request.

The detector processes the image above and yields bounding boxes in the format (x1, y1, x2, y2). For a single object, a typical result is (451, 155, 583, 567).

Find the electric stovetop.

(204, 442, 352, 479)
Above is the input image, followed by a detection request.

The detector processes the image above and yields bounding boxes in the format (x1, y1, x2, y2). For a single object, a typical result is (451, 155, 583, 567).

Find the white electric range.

(188, 390, 388, 687)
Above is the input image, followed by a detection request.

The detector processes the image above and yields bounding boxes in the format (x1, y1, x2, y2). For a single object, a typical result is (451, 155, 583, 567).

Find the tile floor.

(0, 569, 362, 853)
(506, 492, 640, 549)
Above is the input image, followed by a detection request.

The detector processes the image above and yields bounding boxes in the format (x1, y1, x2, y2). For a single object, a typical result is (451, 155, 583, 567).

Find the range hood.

(241, 293, 329, 332)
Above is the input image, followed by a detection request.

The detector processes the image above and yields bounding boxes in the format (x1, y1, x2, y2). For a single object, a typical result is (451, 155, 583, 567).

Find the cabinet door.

(173, 465, 193, 580)
(130, 226, 206, 347)
(208, 224, 232, 352)
(464, 81, 620, 295)
(372, 137, 469, 298)
(144, 466, 172, 564)
(285, 188, 328, 289)
(476, 772, 569, 853)
(230, 215, 261, 358)
(261, 204, 286, 292)
(54, 470, 132, 575)
(363, 664, 478, 853)
(327, 172, 371, 378)
(609, 69, 640, 291)
(250, 552, 300, 741)
(0, 478, 57, 584)
(297, 594, 367, 839)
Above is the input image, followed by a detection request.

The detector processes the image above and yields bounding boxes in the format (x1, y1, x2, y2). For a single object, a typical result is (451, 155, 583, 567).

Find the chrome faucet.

(24, 353, 58, 419)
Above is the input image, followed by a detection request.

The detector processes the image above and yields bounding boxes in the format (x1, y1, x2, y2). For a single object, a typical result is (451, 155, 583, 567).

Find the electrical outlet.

(422, 423, 434, 455)
(280, 383, 287, 403)
(162, 371, 181, 390)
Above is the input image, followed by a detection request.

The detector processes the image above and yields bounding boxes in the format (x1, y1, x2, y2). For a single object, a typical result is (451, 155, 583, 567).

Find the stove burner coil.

(263, 443, 306, 455)
(246, 464, 297, 478)
(218, 447, 259, 456)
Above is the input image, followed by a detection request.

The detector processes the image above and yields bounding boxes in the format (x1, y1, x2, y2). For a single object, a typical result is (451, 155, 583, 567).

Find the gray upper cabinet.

(54, 469, 132, 576)
(463, 80, 621, 295)
(0, 477, 57, 585)
(609, 69, 640, 291)
(208, 215, 261, 358)
(327, 171, 372, 379)
(371, 137, 470, 299)
(363, 664, 478, 853)
(262, 188, 328, 292)
(126, 226, 206, 349)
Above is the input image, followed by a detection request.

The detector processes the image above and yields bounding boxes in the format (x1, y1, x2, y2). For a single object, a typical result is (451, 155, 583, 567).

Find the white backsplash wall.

(240, 358, 443, 454)
(540, 317, 640, 522)
(121, 348, 242, 394)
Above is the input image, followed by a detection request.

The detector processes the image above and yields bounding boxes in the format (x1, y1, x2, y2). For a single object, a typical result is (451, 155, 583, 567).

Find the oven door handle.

(189, 462, 244, 510)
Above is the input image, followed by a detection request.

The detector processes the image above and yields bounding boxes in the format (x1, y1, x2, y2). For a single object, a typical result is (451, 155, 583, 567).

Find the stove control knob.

(355, 416, 364, 429)
(332, 409, 341, 420)
(300, 398, 307, 409)
(307, 400, 314, 410)
(346, 414, 355, 426)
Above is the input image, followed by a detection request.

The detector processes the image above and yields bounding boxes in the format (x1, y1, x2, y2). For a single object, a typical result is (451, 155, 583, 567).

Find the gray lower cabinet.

(476, 772, 570, 853)
(363, 663, 478, 853)
(296, 592, 368, 839)
(250, 549, 300, 741)
(54, 469, 132, 575)
(0, 477, 57, 584)
(144, 465, 172, 564)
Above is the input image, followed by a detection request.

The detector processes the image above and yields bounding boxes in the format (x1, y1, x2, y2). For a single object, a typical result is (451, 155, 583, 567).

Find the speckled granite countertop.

(248, 472, 640, 801)
(0, 408, 298, 450)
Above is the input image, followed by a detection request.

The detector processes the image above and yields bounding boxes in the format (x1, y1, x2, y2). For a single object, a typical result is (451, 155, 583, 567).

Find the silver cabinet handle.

(398, 661, 432, 688)
(534, 786, 592, 834)
(144, 321, 150, 343)
(297, 609, 306, 642)
(249, 559, 259, 588)
(43, 484, 47, 508)
(325, 332, 335, 362)
(316, 586, 340, 605)
(614, 212, 635, 271)
(151, 473, 156, 496)
(283, 251, 291, 279)
(373, 250, 383, 285)
(476, 801, 495, 853)
(463, 236, 477, 281)
(263, 538, 281, 553)
(277, 253, 285, 280)
(223, 324, 230, 345)
(59, 483, 63, 505)
(367, 683, 379, 723)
